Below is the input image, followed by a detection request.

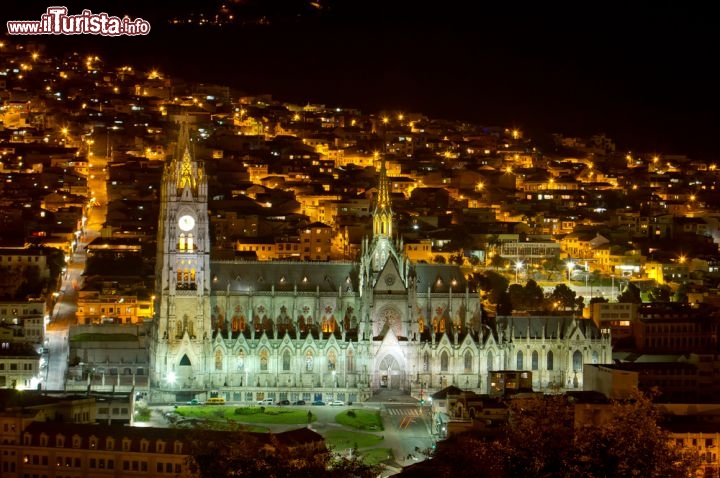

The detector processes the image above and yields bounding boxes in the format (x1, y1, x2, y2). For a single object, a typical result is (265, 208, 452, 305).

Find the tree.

(523, 279, 545, 310)
(449, 253, 464, 265)
(648, 285, 672, 302)
(572, 391, 701, 478)
(414, 391, 701, 478)
(433, 255, 447, 264)
(546, 284, 576, 311)
(187, 426, 381, 478)
(496, 290, 513, 316)
(508, 280, 545, 311)
(473, 271, 510, 305)
(508, 283, 524, 311)
(617, 282, 642, 303)
(589, 296, 609, 305)
(489, 253, 506, 270)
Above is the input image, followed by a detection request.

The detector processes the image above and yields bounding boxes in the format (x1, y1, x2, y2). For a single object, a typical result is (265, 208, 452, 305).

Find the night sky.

(3, 1, 719, 158)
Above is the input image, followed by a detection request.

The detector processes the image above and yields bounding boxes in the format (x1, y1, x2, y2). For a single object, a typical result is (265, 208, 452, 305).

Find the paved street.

(43, 154, 108, 390)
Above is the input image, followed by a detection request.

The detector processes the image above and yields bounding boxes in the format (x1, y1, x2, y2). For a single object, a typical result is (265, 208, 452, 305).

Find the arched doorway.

(378, 354, 404, 390)
(175, 353, 194, 388)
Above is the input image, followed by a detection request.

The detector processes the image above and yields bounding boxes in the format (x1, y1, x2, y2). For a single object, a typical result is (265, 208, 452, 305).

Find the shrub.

(346, 410, 356, 418)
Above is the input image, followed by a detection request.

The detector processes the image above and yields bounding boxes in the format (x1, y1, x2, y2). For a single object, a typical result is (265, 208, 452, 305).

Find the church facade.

(148, 123, 611, 404)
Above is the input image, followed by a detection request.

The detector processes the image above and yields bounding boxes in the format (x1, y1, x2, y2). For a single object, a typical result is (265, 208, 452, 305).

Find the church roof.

(497, 316, 602, 340)
(413, 263, 470, 293)
(210, 260, 360, 293)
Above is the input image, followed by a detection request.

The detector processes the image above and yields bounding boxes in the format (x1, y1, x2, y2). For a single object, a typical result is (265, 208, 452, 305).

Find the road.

(43, 154, 108, 391)
(380, 403, 433, 467)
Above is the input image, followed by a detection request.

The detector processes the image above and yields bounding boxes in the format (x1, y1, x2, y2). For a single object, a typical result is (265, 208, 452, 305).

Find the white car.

(329, 400, 345, 406)
(258, 398, 274, 405)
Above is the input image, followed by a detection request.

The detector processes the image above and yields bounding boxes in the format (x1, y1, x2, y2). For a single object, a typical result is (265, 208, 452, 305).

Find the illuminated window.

(215, 350, 223, 371)
(237, 349, 245, 371)
(260, 349, 268, 371)
(305, 350, 313, 371)
(347, 349, 355, 372)
(282, 350, 291, 371)
(573, 350, 583, 372)
(327, 350, 336, 371)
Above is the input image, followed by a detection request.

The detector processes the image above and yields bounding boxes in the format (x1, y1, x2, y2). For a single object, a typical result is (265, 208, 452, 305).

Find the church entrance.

(176, 354, 194, 389)
(377, 355, 404, 390)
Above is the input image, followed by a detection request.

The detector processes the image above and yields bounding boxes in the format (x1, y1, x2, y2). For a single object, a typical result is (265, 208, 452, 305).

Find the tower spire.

(175, 117, 191, 160)
(372, 155, 393, 238)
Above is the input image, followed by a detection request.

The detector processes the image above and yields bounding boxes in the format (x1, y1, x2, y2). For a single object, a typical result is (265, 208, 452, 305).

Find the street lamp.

(515, 260, 524, 284)
(566, 260, 575, 283)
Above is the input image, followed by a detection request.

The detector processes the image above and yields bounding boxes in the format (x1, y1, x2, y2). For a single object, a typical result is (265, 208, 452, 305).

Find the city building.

(147, 123, 610, 404)
(2, 420, 324, 478)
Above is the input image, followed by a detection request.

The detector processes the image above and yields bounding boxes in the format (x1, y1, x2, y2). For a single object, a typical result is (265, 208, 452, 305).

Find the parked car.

(329, 399, 345, 406)
(311, 400, 326, 406)
(258, 398, 274, 405)
(278, 399, 290, 405)
(293, 400, 306, 406)
(186, 399, 199, 405)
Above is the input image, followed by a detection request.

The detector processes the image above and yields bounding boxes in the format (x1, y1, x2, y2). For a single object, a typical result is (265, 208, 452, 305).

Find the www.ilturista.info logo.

(7, 7, 151, 36)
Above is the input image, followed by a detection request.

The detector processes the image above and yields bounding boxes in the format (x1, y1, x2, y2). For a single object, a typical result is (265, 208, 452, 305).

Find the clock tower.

(150, 120, 212, 394)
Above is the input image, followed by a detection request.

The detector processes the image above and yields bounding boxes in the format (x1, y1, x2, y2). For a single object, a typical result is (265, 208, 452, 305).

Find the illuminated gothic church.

(149, 123, 610, 404)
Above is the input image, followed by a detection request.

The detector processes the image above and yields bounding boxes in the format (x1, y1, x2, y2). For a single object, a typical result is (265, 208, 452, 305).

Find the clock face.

(384, 275, 395, 286)
(178, 214, 195, 231)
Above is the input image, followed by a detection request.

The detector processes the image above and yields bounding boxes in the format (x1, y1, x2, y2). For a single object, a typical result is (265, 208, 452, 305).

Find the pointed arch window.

(573, 350, 583, 372)
(464, 351, 472, 373)
(179, 233, 186, 251)
(487, 351, 494, 372)
(347, 349, 355, 372)
(516, 351, 523, 370)
(260, 349, 269, 372)
(327, 350, 336, 371)
(440, 351, 449, 372)
(591, 351, 599, 364)
(187, 233, 194, 251)
(305, 350, 313, 372)
(423, 352, 429, 371)
(282, 350, 291, 371)
(531, 351, 539, 370)
(547, 351, 554, 371)
(237, 350, 245, 371)
(215, 350, 223, 371)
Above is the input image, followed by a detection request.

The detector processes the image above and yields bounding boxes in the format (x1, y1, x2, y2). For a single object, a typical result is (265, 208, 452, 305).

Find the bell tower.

(150, 119, 212, 392)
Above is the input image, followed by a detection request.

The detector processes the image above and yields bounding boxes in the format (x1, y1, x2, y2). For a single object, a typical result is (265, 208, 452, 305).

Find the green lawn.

(174, 406, 314, 425)
(323, 429, 384, 450)
(335, 409, 384, 431)
(359, 448, 394, 465)
(134, 408, 151, 421)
